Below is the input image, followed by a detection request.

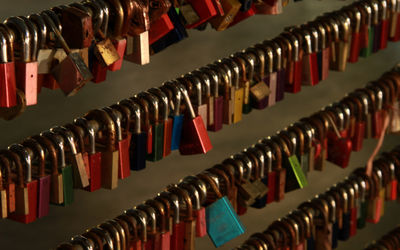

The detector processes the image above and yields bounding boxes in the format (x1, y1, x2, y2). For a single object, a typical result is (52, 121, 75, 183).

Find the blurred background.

(1, 0, 400, 249)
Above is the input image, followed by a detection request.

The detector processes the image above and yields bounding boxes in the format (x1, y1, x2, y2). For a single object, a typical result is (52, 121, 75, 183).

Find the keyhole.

(86, 30, 89, 38)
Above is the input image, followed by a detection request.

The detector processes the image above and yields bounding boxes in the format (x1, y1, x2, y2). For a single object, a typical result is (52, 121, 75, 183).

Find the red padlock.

(228, 4, 256, 28)
(149, 14, 174, 45)
(185, 0, 217, 29)
(108, 0, 127, 72)
(178, 84, 212, 155)
(145, 199, 171, 250)
(0, 26, 17, 107)
(389, 0, 400, 41)
(299, 28, 319, 86)
(348, 96, 366, 152)
(347, 6, 362, 63)
(283, 32, 302, 93)
(379, 0, 389, 50)
(159, 192, 184, 250)
(6, 17, 38, 106)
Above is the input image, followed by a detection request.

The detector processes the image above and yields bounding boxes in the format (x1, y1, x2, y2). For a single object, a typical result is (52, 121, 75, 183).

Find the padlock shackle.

(201, 66, 219, 97)
(22, 138, 46, 178)
(41, 131, 66, 168)
(148, 87, 169, 121)
(9, 143, 32, 183)
(0, 155, 12, 186)
(177, 83, 196, 120)
(5, 17, 31, 62)
(103, 107, 123, 142)
(162, 81, 182, 116)
(192, 69, 211, 98)
(145, 199, 167, 232)
(136, 204, 157, 233)
(20, 16, 39, 61)
(85, 109, 117, 152)
(125, 208, 147, 242)
(83, 0, 104, 35)
(41, 12, 72, 55)
(0, 31, 7, 63)
(159, 191, 180, 224)
(51, 126, 79, 155)
(28, 14, 47, 52)
(119, 99, 142, 134)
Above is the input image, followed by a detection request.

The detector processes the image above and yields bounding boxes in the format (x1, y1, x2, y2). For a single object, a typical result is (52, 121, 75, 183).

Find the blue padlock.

(161, 82, 184, 151)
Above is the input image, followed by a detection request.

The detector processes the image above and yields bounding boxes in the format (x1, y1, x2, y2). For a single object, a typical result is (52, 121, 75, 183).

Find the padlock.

(370, 1, 381, 53)
(178, 180, 207, 238)
(132, 95, 154, 157)
(236, 52, 255, 114)
(125, 208, 147, 250)
(282, 32, 302, 93)
(151, 7, 188, 53)
(347, 179, 359, 237)
(5, 17, 38, 106)
(223, 57, 244, 120)
(135, 204, 158, 250)
(124, 0, 151, 65)
(6, 144, 37, 224)
(99, 221, 122, 250)
(168, 186, 197, 250)
(328, 13, 351, 72)
(256, 42, 277, 107)
(138, 92, 164, 161)
(85, 109, 119, 190)
(323, 111, 352, 168)
(316, 21, 330, 81)
(102, 107, 131, 180)
(246, 47, 270, 110)
(227, 3, 256, 28)
(262, 138, 286, 202)
(269, 40, 285, 102)
(74, 118, 102, 192)
(178, 83, 212, 155)
(358, 2, 374, 57)
(298, 27, 319, 86)
(367, 167, 384, 224)
(90, 226, 115, 249)
(158, 191, 184, 250)
(184, 0, 217, 29)
(336, 185, 351, 241)
(21, 138, 50, 219)
(149, 87, 173, 157)
(42, 12, 93, 96)
(149, 0, 174, 44)
(41, 131, 74, 206)
(345, 96, 366, 152)
(145, 199, 172, 250)
(253, 143, 275, 205)
(0, 156, 13, 217)
(193, 69, 214, 130)
(198, 173, 244, 247)
(209, 0, 241, 31)
(61, 6, 93, 49)
(389, 0, 400, 41)
(119, 99, 147, 171)
(209, 62, 234, 126)
(344, 6, 362, 63)
(51, 126, 89, 189)
(181, 73, 208, 127)
(106, 0, 127, 71)
(0, 28, 16, 108)
(64, 123, 90, 183)
(161, 82, 184, 150)
(201, 66, 223, 132)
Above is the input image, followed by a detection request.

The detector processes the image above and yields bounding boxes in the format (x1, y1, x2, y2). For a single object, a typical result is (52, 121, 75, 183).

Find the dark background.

(0, 0, 400, 249)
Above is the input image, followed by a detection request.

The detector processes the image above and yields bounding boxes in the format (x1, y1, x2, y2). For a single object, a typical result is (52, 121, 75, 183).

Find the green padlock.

(138, 92, 164, 162)
(359, 2, 374, 57)
(42, 131, 74, 206)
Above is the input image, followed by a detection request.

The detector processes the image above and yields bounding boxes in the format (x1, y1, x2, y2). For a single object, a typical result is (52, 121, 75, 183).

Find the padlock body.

(9, 180, 38, 224)
(147, 123, 164, 161)
(349, 32, 361, 63)
(15, 61, 38, 106)
(118, 137, 131, 179)
(85, 152, 102, 192)
(179, 115, 212, 155)
(108, 38, 127, 71)
(171, 115, 184, 150)
(6, 183, 15, 213)
(185, 0, 217, 29)
(209, 0, 241, 31)
(194, 208, 207, 237)
(61, 166, 74, 206)
(101, 150, 119, 190)
(171, 222, 185, 250)
(163, 118, 173, 157)
(124, 32, 150, 65)
(208, 96, 223, 132)
(149, 14, 174, 45)
(0, 62, 17, 107)
(37, 175, 51, 218)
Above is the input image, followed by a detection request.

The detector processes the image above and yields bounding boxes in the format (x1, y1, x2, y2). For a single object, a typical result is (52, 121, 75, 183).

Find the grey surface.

(0, 0, 400, 249)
